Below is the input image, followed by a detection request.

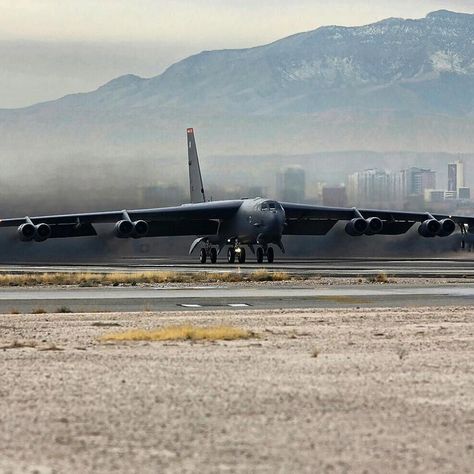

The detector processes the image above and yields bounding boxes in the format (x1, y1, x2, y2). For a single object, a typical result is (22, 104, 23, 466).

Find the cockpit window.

(269, 202, 276, 210)
(261, 203, 269, 211)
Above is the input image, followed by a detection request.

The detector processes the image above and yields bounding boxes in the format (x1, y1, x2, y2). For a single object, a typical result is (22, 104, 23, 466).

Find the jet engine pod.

(365, 217, 383, 235)
(132, 220, 149, 238)
(437, 218, 456, 237)
(34, 223, 52, 242)
(418, 219, 441, 238)
(345, 218, 368, 236)
(114, 220, 135, 238)
(17, 223, 36, 242)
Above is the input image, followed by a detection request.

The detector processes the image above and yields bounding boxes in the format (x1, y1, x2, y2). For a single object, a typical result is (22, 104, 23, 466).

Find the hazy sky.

(1, 0, 474, 108)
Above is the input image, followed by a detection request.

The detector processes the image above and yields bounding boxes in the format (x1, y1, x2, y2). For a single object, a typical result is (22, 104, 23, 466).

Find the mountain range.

(0, 9, 473, 188)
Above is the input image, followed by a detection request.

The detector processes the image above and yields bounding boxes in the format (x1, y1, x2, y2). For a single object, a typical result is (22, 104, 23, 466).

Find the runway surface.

(1, 256, 474, 277)
(1, 283, 474, 313)
(1, 258, 474, 313)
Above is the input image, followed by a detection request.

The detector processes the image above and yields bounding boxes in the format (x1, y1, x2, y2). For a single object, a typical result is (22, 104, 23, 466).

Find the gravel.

(0, 306, 472, 473)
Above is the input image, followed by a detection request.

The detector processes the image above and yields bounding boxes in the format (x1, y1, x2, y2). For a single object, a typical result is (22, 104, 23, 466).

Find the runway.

(0, 258, 473, 313)
(1, 256, 474, 277)
(1, 283, 474, 313)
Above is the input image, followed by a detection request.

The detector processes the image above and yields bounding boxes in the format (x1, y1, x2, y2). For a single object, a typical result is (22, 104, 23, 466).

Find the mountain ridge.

(0, 9, 473, 159)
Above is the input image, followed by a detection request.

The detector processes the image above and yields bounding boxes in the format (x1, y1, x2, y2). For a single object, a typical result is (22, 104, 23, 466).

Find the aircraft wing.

(0, 200, 243, 239)
(281, 202, 474, 236)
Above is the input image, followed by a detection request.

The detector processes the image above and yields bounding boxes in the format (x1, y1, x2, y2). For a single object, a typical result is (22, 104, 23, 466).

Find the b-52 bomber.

(1, 128, 472, 263)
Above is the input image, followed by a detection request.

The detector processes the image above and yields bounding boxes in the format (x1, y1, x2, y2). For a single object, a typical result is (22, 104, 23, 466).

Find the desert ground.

(0, 306, 472, 473)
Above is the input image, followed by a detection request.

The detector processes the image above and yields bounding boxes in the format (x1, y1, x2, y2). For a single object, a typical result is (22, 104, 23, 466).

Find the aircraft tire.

(200, 248, 207, 264)
(238, 248, 246, 264)
(210, 247, 217, 264)
(227, 247, 236, 264)
(256, 247, 264, 263)
(267, 247, 274, 264)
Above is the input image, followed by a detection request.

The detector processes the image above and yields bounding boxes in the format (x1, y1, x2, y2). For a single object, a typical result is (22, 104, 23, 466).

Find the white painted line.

(179, 304, 202, 308)
(228, 303, 250, 307)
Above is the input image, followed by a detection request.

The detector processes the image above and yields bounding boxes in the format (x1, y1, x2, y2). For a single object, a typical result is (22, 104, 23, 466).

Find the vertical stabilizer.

(187, 128, 206, 203)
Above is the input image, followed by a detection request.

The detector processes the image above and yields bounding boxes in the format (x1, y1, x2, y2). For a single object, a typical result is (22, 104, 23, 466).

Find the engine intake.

(114, 220, 135, 238)
(17, 223, 36, 242)
(114, 220, 149, 238)
(365, 217, 383, 235)
(345, 218, 368, 236)
(418, 219, 442, 238)
(18, 222, 51, 242)
(437, 218, 456, 237)
(132, 220, 149, 238)
(34, 223, 52, 242)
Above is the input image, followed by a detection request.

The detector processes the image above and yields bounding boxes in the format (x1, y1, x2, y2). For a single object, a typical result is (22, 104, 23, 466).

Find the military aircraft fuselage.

(208, 198, 286, 246)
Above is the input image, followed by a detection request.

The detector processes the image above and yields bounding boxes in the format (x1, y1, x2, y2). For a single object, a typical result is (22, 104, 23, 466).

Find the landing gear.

(210, 247, 217, 264)
(267, 246, 274, 264)
(255, 245, 275, 263)
(199, 248, 207, 264)
(198, 241, 218, 264)
(227, 247, 236, 264)
(237, 248, 246, 264)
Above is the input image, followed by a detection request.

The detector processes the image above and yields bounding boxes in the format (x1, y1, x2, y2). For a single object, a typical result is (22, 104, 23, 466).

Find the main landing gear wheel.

(267, 247, 274, 264)
(256, 247, 264, 264)
(210, 247, 217, 264)
(237, 248, 246, 264)
(227, 247, 236, 264)
(200, 248, 207, 264)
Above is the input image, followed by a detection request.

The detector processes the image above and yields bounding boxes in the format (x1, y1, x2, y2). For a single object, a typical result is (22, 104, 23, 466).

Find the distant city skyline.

(1, 1, 474, 108)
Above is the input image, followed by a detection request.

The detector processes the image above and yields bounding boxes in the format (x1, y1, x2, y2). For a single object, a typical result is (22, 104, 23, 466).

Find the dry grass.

(0, 270, 291, 287)
(367, 272, 390, 284)
(101, 325, 256, 343)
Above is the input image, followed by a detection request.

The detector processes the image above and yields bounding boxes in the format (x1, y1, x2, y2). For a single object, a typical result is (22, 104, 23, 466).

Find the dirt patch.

(0, 307, 472, 473)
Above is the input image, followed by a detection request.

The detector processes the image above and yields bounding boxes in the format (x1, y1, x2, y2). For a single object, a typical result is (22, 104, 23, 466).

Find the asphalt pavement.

(0, 282, 473, 313)
(1, 256, 474, 277)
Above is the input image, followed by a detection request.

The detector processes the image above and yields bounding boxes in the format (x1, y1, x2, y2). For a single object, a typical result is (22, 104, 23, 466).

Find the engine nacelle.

(114, 220, 135, 238)
(132, 220, 149, 238)
(365, 217, 383, 235)
(17, 223, 36, 242)
(437, 218, 456, 237)
(418, 219, 441, 238)
(34, 223, 52, 242)
(345, 218, 368, 236)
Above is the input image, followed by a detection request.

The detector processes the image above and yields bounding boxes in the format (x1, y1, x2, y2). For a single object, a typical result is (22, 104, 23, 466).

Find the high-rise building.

(347, 167, 437, 206)
(322, 186, 347, 207)
(276, 166, 305, 202)
(448, 160, 465, 195)
(346, 168, 391, 205)
(404, 167, 436, 195)
(458, 187, 471, 200)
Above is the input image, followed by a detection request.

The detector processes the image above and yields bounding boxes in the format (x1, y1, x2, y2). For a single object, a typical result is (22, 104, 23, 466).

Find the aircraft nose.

(266, 211, 284, 235)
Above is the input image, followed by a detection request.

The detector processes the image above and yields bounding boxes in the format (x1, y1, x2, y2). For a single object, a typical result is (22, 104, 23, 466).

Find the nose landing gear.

(227, 246, 246, 263)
